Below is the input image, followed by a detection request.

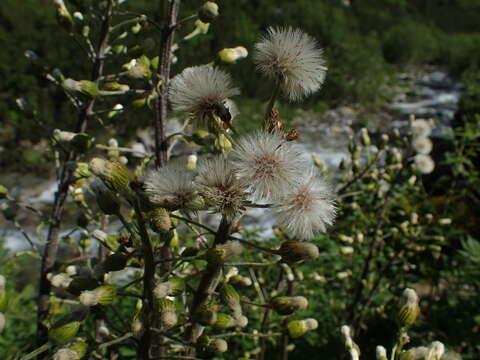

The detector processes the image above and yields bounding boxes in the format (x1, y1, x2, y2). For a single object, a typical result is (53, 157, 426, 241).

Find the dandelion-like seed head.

(231, 131, 308, 201)
(144, 162, 197, 210)
(169, 65, 240, 127)
(413, 154, 435, 175)
(254, 27, 327, 101)
(274, 173, 336, 239)
(412, 136, 433, 155)
(196, 157, 248, 220)
(411, 118, 433, 138)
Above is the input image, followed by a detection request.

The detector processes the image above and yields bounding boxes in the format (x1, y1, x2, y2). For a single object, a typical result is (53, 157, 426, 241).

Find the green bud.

(158, 298, 177, 328)
(279, 240, 319, 264)
(197, 335, 228, 358)
(214, 133, 232, 155)
(220, 283, 242, 318)
(360, 128, 371, 147)
(271, 296, 308, 315)
(206, 241, 243, 266)
(54, 0, 74, 33)
(150, 208, 172, 233)
(213, 313, 247, 330)
(79, 80, 99, 97)
(287, 318, 318, 338)
(218, 46, 248, 64)
(50, 321, 80, 345)
(104, 82, 130, 92)
(0, 185, 8, 199)
(195, 304, 218, 326)
(89, 158, 129, 193)
(79, 285, 116, 306)
(69, 338, 88, 359)
(397, 288, 420, 327)
(198, 2, 219, 23)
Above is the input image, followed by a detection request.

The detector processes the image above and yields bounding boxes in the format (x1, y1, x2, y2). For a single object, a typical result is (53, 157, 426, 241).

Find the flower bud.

(0, 185, 8, 199)
(213, 313, 247, 330)
(149, 208, 172, 233)
(229, 275, 252, 287)
(187, 154, 198, 170)
(279, 240, 319, 264)
(398, 288, 420, 327)
(220, 283, 242, 318)
(50, 321, 81, 345)
(438, 218, 452, 225)
(195, 303, 218, 326)
(360, 128, 371, 146)
(340, 246, 354, 255)
(214, 133, 232, 155)
(287, 318, 318, 338)
(153, 277, 185, 299)
(69, 338, 88, 359)
(131, 316, 143, 337)
(158, 298, 177, 329)
(53, 349, 79, 360)
(206, 241, 243, 266)
(79, 285, 116, 306)
(270, 296, 308, 315)
(376, 345, 388, 360)
(427, 341, 444, 360)
(218, 46, 248, 64)
(90, 179, 121, 215)
(198, 2, 219, 23)
(54, 0, 74, 33)
(51, 273, 73, 289)
(196, 335, 228, 358)
(89, 158, 129, 193)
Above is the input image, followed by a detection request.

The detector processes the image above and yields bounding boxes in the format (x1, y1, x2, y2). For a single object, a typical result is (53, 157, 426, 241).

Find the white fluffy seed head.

(169, 65, 240, 125)
(412, 136, 433, 155)
(254, 27, 327, 101)
(231, 131, 308, 201)
(411, 119, 433, 138)
(196, 157, 248, 220)
(273, 173, 336, 239)
(144, 162, 197, 210)
(414, 154, 435, 174)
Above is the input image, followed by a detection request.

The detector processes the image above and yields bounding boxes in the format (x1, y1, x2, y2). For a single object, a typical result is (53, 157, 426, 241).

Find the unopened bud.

(220, 283, 242, 318)
(195, 304, 218, 326)
(198, 2, 219, 23)
(427, 341, 444, 360)
(158, 298, 177, 328)
(398, 288, 420, 327)
(271, 296, 308, 315)
(213, 313, 247, 330)
(50, 321, 81, 345)
(438, 218, 452, 225)
(89, 158, 129, 193)
(360, 128, 371, 146)
(150, 208, 172, 233)
(0, 185, 8, 199)
(52, 349, 79, 360)
(207, 241, 243, 265)
(79, 285, 116, 306)
(218, 46, 248, 64)
(279, 240, 319, 264)
(287, 318, 318, 338)
(197, 335, 228, 358)
(376, 346, 387, 360)
(68, 338, 88, 359)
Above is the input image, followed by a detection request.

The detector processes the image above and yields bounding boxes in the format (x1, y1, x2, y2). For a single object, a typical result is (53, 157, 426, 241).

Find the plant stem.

(134, 200, 156, 360)
(154, 0, 180, 168)
(36, 0, 114, 352)
(264, 80, 281, 129)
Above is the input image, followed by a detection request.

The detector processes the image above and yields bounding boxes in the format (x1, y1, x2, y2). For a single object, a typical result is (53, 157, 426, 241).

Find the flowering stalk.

(36, 0, 114, 352)
(264, 80, 281, 129)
